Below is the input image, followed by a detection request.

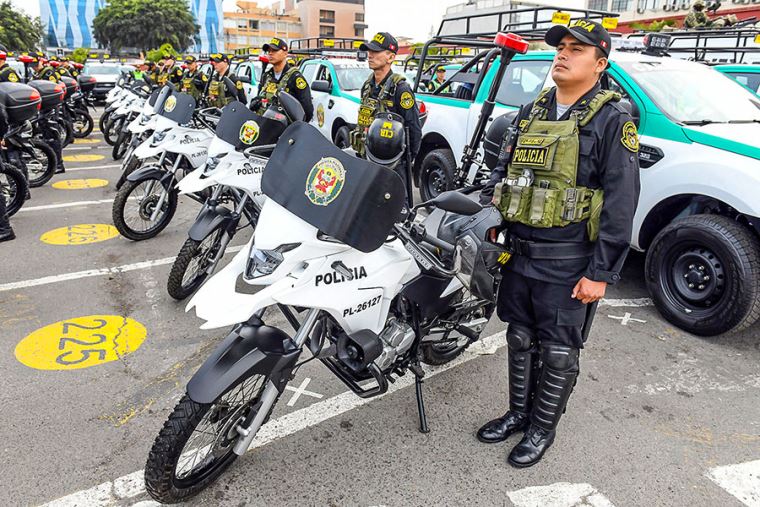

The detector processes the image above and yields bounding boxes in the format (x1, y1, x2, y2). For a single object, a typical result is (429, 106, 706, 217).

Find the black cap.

(435, 65, 446, 72)
(262, 37, 288, 52)
(545, 19, 612, 57)
(209, 53, 229, 63)
(184, 55, 197, 63)
(360, 32, 398, 54)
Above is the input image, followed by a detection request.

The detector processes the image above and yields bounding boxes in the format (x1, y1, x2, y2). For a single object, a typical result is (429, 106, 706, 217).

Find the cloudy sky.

(12, 0, 467, 43)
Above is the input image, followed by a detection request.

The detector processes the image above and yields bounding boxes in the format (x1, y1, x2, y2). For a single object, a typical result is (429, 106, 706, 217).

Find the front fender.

(133, 136, 165, 160)
(189, 205, 235, 241)
(187, 320, 301, 404)
(126, 165, 174, 188)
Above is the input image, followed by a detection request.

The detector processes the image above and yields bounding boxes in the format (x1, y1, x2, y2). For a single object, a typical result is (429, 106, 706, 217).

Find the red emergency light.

(494, 32, 529, 54)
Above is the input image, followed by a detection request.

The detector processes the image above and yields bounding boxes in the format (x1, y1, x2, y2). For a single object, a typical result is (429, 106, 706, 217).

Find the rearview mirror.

(311, 80, 331, 93)
(429, 191, 482, 216)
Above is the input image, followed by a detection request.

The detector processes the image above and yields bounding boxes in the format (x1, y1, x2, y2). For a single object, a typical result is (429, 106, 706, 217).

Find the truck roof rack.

(621, 27, 760, 64)
(289, 37, 365, 53)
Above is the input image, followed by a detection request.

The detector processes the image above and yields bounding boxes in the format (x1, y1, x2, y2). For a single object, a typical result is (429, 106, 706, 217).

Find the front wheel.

(23, 139, 57, 187)
(112, 130, 129, 160)
(167, 227, 226, 300)
(145, 374, 273, 503)
(0, 165, 28, 217)
(419, 148, 456, 202)
(72, 109, 94, 138)
(645, 214, 760, 336)
(112, 176, 178, 241)
(103, 117, 121, 146)
(334, 125, 351, 149)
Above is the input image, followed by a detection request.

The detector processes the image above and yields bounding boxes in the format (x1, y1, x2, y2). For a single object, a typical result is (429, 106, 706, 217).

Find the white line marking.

(68, 164, 121, 172)
(41, 330, 509, 506)
(18, 198, 115, 212)
(600, 297, 653, 307)
(285, 377, 323, 406)
(607, 312, 647, 326)
(0, 245, 245, 292)
(63, 146, 94, 151)
(507, 482, 616, 507)
(707, 460, 760, 506)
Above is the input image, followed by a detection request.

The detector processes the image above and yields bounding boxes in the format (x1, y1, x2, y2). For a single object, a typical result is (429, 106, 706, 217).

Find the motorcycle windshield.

(215, 101, 286, 151)
(261, 122, 405, 253)
(158, 92, 196, 126)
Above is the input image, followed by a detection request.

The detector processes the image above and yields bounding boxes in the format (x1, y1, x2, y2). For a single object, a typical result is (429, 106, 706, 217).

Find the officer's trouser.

(0, 187, 12, 235)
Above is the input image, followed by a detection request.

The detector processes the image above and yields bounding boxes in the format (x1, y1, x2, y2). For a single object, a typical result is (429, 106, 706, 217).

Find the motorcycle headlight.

(203, 153, 227, 175)
(151, 129, 170, 146)
(244, 243, 300, 280)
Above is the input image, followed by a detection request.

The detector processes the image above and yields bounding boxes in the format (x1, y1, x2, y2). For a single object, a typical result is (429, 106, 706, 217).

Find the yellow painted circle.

(62, 154, 105, 162)
(40, 224, 120, 245)
(52, 178, 109, 190)
(73, 138, 100, 144)
(15, 315, 147, 371)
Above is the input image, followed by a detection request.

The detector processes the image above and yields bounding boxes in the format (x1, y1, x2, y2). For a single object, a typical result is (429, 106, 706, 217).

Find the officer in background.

(157, 54, 183, 86)
(33, 53, 60, 82)
(0, 46, 21, 82)
(351, 32, 421, 196)
(684, 0, 737, 28)
(63, 58, 79, 78)
(478, 20, 640, 468)
(427, 65, 451, 93)
(206, 53, 246, 108)
(180, 56, 208, 102)
(253, 38, 313, 122)
(51, 57, 70, 77)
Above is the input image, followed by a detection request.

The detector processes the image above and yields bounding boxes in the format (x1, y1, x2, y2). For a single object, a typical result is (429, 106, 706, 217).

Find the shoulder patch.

(620, 121, 639, 153)
(201, 74, 208, 82)
(296, 77, 307, 90)
(235, 80, 243, 90)
(8, 72, 18, 82)
(49, 76, 57, 82)
(400, 91, 415, 110)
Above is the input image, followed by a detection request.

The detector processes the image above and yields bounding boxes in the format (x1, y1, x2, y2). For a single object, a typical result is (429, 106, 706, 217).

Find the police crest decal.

(163, 95, 177, 112)
(305, 157, 345, 206)
(239, 120, 260, 145)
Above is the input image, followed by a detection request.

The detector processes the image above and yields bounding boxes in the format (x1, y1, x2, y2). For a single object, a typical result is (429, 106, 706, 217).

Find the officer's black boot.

(0, 191, 15, 242)
(508, 343, 579, 468)
(477, 324, 535, 443)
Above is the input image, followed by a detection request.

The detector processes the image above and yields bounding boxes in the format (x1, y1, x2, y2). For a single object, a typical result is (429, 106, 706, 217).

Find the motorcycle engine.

(374, 317, 416, 371)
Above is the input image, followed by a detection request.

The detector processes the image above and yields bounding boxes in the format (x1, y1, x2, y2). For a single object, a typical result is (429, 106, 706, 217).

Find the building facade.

(223, 1, 302, 51)
(39, 0, 223, 52)
(274, 0, 367, 39)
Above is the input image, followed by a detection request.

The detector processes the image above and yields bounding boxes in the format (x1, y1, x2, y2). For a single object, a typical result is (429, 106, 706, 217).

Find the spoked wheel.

(420, 303, 494, 365)
(112, 176, 177, 241)
(22, 139, 57, 187)
(103, 117, 121, 146)
(112, 130, 130, 160)
(0, 165, 28, 217)
(145, 374, 273, 503)
(167, 227, 225, 300)
(72, 109, 94, 138)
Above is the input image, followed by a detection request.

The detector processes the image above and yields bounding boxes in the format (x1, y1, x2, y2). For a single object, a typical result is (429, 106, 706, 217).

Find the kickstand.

(411, 364, 429, 434)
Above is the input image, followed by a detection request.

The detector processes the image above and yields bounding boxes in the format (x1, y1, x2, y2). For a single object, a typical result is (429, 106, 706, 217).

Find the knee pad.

(542, 343, 579, 372)
(506, 324, 535, 352)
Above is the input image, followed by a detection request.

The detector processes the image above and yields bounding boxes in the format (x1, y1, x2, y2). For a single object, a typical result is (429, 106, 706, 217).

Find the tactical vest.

(494, 87, 620, 242)
(256, 66, 299, 113)
(181, 70, 203, 100)
(207, 71, 235, 108)
(39, 66, 59, 82)
(350, 72, 406, 156)
(0, 64, 20, 83)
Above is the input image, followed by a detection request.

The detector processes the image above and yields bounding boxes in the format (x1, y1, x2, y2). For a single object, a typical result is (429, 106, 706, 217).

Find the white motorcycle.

(144, 119, 506, 503)
(114, 87, 165, 190)
(111, 90, 215, 241)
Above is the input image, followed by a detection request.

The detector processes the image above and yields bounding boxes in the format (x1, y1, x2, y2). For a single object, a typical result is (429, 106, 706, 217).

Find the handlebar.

(394, 222, 457, 277)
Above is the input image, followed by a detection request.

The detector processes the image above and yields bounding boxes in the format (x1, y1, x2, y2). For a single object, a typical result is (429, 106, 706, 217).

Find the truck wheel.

(334, 125, 351, 149)
(419, 148, 456, 202)
(645, 214, 760, 336)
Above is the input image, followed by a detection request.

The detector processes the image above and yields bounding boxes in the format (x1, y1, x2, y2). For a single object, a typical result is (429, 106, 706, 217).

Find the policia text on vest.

(477, 19, 641, 470)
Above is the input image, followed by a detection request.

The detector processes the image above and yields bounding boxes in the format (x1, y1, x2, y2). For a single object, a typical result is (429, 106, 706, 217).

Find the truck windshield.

(335, 67, 372, 91)
(83, 64, 123, 75)
(619, 59, 760, 123)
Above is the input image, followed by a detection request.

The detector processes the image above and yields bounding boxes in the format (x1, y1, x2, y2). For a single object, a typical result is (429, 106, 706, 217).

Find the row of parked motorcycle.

(100, 62, 514, 503)
(0, 75, 96, 216)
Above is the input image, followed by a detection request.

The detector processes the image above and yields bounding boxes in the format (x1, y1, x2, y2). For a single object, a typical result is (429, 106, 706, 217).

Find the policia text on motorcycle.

(206, 53, 247, 109)
(479, 20, 641, 468)
(351, 32, 422, 192)
(253, 38, 314, 122)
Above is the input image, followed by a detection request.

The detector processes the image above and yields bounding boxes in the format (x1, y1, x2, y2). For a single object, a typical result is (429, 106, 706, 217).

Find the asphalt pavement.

(1, 113, 759, 507)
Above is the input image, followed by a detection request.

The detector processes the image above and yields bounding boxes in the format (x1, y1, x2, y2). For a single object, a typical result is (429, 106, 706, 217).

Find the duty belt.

(505, 235, 594, 260)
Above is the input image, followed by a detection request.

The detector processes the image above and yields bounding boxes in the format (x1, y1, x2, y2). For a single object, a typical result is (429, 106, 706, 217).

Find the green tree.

(92, 0, 199, 53)
(146, 43, 180, 62)
(70, 47, 90, 64)
(0, 1, 44, 51)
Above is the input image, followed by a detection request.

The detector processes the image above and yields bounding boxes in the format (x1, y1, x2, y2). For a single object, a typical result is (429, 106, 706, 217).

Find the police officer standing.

(253, 38, 313, 122)
(0, 46, 21, 82)
(33, 53, 61, 82)
(478, 20, 640, 468)
(180, 56, 208, 102)
(206, 53, 246, 108)
(157, 54, 183, 87)
(352, 32, 421, 195)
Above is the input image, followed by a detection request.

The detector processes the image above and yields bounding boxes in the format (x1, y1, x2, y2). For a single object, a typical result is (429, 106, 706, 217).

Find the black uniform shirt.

(0, 63, 21, 82)
(259, 63, 314, 123)
(485, 83, 641, 285)
(365, 70, 422, 159)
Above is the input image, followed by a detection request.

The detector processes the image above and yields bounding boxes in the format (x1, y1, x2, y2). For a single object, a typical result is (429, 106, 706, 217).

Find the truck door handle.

(328, 100, 335, 109)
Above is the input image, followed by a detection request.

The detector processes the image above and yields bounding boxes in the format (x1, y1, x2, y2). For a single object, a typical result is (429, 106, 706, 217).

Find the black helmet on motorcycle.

(365, 112, 406, 166)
